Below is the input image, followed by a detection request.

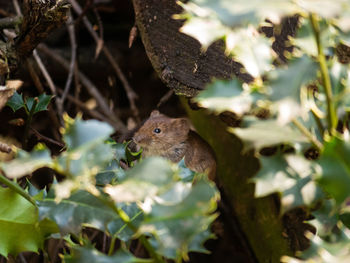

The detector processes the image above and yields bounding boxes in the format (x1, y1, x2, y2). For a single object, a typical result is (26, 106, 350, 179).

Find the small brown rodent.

(133, 110, 216, 180)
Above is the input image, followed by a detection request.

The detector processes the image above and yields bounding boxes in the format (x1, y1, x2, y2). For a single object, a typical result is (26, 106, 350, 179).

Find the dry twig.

(69, 0, 140, 120)
(37, 43, 127, 132)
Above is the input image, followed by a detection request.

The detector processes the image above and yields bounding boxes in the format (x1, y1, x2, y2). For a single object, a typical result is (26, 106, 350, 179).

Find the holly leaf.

(6, 91, 24, 112)
(227, 28, 274, 78)
(1, 144, 53, 179)
(230, 117, 309, 152)
(297, 0, 349, 19)
(38, 190, 123, 235)
(316, 136, 350, 204)
(105, 157, 174, 203)
(63, 246, 149, 263)
(140, 178, 219, 260)
(0, 187, 57, 257)
(62, 115, 114, 149)
(253, 153, 324, 213)
(194, 79, 253, 115)
(26, 94, 53, 114)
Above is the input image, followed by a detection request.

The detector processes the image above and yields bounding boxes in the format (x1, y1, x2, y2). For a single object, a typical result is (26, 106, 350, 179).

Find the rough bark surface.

(132, 0, 252, 97)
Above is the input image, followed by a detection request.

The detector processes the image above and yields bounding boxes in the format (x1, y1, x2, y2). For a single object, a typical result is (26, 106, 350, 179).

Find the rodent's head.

(133, 110, 190, 152)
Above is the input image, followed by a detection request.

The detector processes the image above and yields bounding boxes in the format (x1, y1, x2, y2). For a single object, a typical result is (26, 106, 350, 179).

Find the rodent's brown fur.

(133, 110, 216, 180)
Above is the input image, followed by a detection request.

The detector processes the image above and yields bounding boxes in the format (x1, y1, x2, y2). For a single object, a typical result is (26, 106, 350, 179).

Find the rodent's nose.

(132, 133, 142, 144)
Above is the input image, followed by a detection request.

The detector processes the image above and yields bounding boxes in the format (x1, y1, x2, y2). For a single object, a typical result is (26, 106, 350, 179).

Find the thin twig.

(157, 90, 174, 108)
(37, 44, 127, 132)
(23, 97, 38, 149)
(0, 16, 21, 29)
(310, 14, 337, 134)
(12, 0, 21, 16)
(32, 49, 64, 125)
(0, 172, 36, 206)
(292, 118, 323, 151)
(61, 11, 77, 105)
(30, 127, 65, 148)
(57, 87, 122, 130)
(26, 59, 62, 141)
(69, 0, 140, 120)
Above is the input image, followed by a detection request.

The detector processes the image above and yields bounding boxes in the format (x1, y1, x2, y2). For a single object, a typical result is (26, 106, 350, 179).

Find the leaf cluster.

(178, 0, 350, 261)
(0, 116, 219, 263)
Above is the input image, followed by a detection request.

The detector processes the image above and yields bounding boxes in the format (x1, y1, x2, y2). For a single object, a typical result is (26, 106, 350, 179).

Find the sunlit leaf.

(141, 178, 219, 260)
(63, 245, 149, 263)
(230, 117, 308, 151)
(62, 116, 114, 149)
(269, 55, 318, 101)
(253, 153, 323, 212)
(282, 226, 350, 262)
(105, 157, 174, 203)
(227, 28, 274, 78)
(38, 190, 123, 235)
(1, 144, 53, 179)
(194, 79, 253, 115)
(0, 187, 57, 257)
(297, 0, 349, 19)
(316, 136, 350, 204)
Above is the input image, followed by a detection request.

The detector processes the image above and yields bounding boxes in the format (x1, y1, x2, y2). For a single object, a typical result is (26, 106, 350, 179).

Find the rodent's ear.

(172, 118, 190, 133)
(150, 110, 160, 117)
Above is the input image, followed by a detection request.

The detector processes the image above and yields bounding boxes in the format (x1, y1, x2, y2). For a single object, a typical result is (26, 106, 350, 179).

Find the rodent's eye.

(153, 128, 161, 134)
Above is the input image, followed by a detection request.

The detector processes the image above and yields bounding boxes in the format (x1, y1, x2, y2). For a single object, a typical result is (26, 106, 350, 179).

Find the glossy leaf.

(105, 157, 174, 203)
(317, 136, 350, 204)
(0, 187, 57, 257)
(194, 79, 254, 116)
(38, 190, 123, 235)
(62, 115, 114, 149)
(253, 153, 324, 212)
(1, 144, 53, 179)
(230, 117, 308, 151)
(26, 93, 53, 114)
(63, 246, 149, 263)
(6, 91, 24, 112)
(226, 28, 274, 78)
(140, 179, 218, 259)
(268, 53, 318, 102)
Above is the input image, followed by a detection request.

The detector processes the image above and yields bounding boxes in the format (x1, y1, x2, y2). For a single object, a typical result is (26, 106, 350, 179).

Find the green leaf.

(6, 91, 24, 112)
(1, 144, 53, 179)
(230, 117, 308, 151)
(316, 136, 350, 204)
(63, 246, 149, 263)
(179, 0, 299, 28)
(253, 153, 324, 213)
(268, 55, 318, 101)
(105, 157, 174, 203)
(282, 225, 350, 263)
(107, 203, 143, 242)
(38, 190, 123, 235)
(293, 18, 335, 57)
(0, 187, 55, 257)
(227, 28, 274, 78)
(297, 0, 349, 19)
(267, 56, 318, 123)
(194, 79, 254, 116)
(309, 199, 338, 237)
(141, 178, 218, 259)
(26, 94, 53, 114)
(179, 14, 229, 49)
(63, 116, 114, 149)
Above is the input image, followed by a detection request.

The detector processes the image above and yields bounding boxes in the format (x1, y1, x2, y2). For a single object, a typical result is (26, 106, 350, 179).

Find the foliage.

(178, 0, 350, 261)
(0, 116, 219, 262)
